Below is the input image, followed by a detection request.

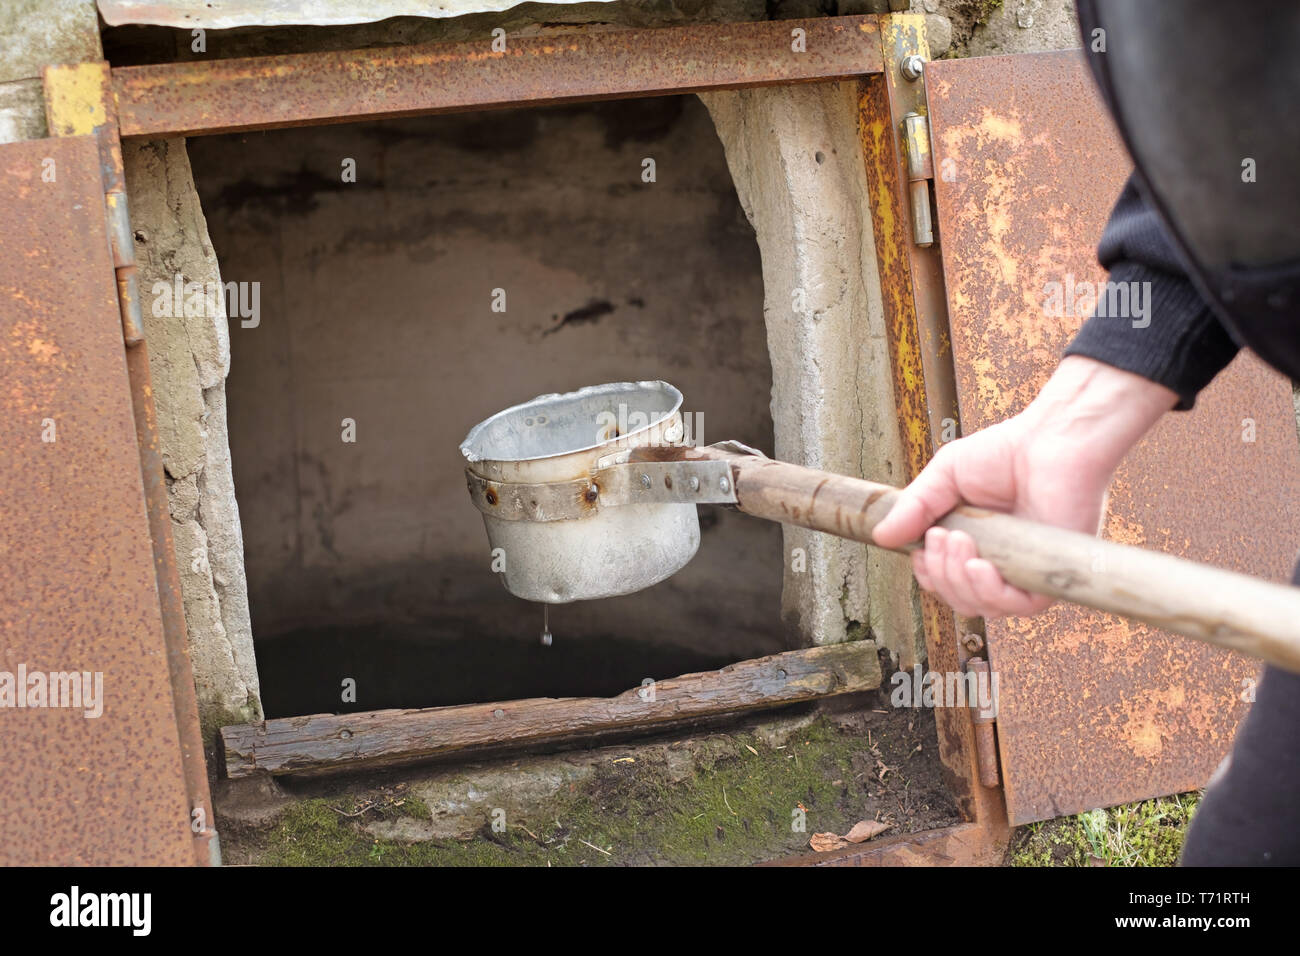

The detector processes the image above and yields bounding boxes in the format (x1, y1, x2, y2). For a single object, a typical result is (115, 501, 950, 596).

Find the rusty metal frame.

(111, 16, 885, 138)
(921, 50, 1297, 826)
(42, 62, 219, 866)
(36, 12, 1001, 863)
(846, 12, 1009, 865)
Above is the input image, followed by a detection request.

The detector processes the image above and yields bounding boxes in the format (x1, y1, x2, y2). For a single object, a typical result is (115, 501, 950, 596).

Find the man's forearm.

(1019, 355, 1179, 478)
(1061, 178, 1240, 410)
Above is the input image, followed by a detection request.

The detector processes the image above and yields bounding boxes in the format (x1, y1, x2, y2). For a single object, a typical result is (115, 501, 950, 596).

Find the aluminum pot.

(460, 381, 698, 603)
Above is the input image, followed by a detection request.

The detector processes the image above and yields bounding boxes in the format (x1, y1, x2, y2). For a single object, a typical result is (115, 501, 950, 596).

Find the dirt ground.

(215, 688, 960, 866)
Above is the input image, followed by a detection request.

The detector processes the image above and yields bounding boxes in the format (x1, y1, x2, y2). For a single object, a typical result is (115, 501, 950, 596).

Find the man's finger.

(943, 530, 986, 615)
(872, 452, 962, 549)
(922, 528, 978, 616)
(966, 558, 1053, 617)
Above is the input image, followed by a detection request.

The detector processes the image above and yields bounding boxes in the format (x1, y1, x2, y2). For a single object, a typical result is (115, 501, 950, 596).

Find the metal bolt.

(640, 473, 652, 489)
(688, 475, 700, 492)
(493, 708, 505, 719)
(900, 54, 925, 81)
(719, 476, 731, 494)
(962, 632, 985, 654)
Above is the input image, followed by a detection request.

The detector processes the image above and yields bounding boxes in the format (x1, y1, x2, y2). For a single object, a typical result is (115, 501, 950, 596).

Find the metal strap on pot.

(465, 459, 738, 522)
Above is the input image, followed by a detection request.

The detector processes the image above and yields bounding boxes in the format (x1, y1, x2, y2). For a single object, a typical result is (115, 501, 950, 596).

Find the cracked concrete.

(700, 82, 920, 665)
(124, 139, 262, 734)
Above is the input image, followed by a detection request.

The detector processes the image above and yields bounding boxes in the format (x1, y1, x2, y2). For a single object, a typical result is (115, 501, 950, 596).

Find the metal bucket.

(460, 381, 702, 603)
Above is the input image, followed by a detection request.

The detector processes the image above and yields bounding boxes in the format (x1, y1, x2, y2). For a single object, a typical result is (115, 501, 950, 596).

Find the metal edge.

(44, 63, 219, 867)
(465, 459, 737, 521)
(460, 380, 683, 464)
(856, 12, 1009, 857)
(111, 16, 885, 138)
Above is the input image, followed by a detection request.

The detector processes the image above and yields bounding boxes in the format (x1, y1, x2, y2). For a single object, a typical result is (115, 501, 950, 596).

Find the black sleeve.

(1062, 177, 1240, 410)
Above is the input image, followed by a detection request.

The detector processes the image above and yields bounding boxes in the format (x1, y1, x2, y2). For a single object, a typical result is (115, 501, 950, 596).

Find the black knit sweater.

(1063, 0, 1300, 410)
(1062, 181, 1240, 410)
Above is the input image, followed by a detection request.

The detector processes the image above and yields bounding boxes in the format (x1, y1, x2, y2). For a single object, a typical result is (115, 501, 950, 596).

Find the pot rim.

(459, 380, 683, 465)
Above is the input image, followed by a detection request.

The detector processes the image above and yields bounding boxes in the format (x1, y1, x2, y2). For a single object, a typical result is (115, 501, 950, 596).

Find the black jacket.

(1062, 0, 1300, 409)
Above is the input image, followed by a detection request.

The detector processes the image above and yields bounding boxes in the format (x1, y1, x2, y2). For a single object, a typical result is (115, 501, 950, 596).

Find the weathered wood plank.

(220, 642, 881, 778)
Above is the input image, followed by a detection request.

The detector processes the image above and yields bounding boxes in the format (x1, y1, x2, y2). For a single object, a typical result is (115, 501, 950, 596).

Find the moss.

(250, 714, 956, 866)
(1007, 793, 1200, 867)
(940, 0, 1008, 57)
(398, 793, 430, 820)
(201, 699, 261, 743)
(843, 620, 872, 643)
(975, 0, 1004, 27)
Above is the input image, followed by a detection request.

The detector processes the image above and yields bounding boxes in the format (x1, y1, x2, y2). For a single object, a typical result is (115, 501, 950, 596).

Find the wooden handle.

(649, 444, 1300, 674)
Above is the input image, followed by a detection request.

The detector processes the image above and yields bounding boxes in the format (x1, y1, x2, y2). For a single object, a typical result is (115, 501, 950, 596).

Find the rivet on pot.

(584, 484, 599, 503)
(689, 475, 700, 492)
(485, 487, 498, 506)
(664, 474, 673, 489)
(493, 708, 505, 719)
(640, 473, 652, 489)
(719, 476, 731, 494)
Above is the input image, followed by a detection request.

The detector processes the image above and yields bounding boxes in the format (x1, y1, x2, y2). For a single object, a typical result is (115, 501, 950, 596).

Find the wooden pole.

(646, 444, 1300, 674)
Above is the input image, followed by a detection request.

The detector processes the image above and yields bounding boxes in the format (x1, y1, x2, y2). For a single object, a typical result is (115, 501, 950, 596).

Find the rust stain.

(0, 136, 196, 864)
(858, 79, 934, 482)
(113, 17, 884, 139)
(927, 51, 1300, 824)
(858, 16, 1010, 853)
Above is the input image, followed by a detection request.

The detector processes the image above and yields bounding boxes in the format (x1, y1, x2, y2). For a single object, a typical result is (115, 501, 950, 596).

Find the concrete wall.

(125, 140, 263, 733)
(700, 81, 918, 661)
(883, 0, 1077, 59)
(186, 95, 798, 713)
(0, 0, 100, 144)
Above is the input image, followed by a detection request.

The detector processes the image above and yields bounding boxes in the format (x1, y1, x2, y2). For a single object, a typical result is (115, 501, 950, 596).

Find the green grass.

(1007, 793, 1201, 867)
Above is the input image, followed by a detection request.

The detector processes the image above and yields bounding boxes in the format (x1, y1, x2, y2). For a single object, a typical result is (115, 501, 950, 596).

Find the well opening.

(186, 94, 790, 717)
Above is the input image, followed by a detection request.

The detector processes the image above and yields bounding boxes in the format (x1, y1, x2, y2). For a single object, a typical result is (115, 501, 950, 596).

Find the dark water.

(255, 622, 740, 717)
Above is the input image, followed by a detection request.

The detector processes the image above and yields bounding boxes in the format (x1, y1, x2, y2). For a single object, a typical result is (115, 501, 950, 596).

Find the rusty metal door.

(924, 51, 1300, 824)
(0, 134, 201, 863)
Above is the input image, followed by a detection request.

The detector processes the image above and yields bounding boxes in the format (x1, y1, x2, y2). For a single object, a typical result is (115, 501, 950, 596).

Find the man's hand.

(871, 356, 1178, 619)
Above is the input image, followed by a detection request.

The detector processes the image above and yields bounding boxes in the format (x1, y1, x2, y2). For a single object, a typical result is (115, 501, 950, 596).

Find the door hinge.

(901, 111, 935, 248)
(965, 656, 1001, 788)
(43, 62, 145, 348)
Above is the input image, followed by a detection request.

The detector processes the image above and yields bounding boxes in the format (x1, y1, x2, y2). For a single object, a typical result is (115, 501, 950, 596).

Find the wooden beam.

(220, 642, 881, 778)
